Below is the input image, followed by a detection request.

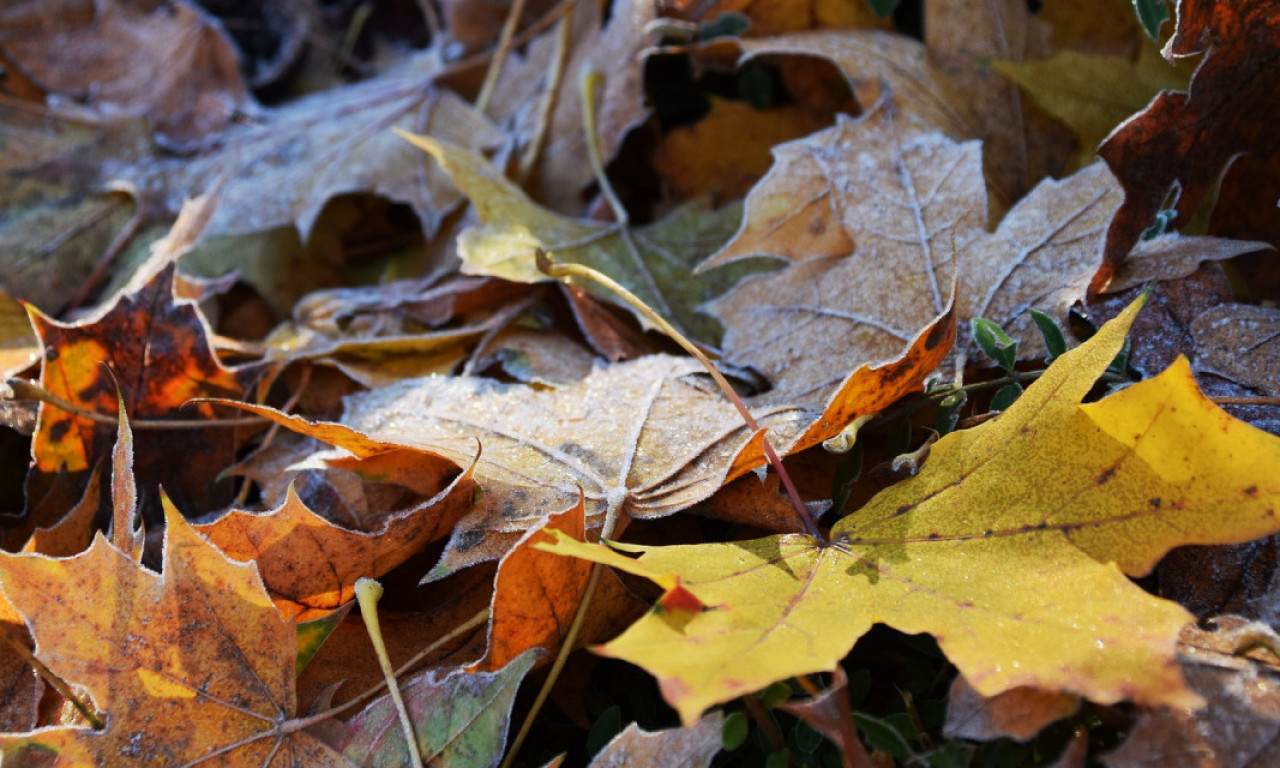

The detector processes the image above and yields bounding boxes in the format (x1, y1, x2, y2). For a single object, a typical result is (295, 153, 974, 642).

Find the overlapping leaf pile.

(1, 0, 1278, 765)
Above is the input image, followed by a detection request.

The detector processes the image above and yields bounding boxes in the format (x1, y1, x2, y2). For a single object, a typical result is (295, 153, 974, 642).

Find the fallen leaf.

(0, 500, 346, 765)
(942, 677, 1080, 742)
(539, 297, 1280, 724)
(1097, 0, 1280, 266)
(196, 461, 475, 622)
(482, 0, 657, 213)
(1104, 234, 1271, 293)
(310, 649, 538, 767)
(653, 97, 838, 203)
(0, 289, 38, 377)
(776, 667, 870, 768)
(703, 99, 1118, 394)
(119, 83, 503, 243)
(26, 263, 253, 523)
(400, 131, 765, 344)
(0, 0, 249, 151)
(1190, 304, 1280, 398)
(472, 496, 592, 671)
(586, 711, 723, 768)
(993, 37, 1194, 167)
(342, 354, 784, 575)
(1103, 619, 1280, 767)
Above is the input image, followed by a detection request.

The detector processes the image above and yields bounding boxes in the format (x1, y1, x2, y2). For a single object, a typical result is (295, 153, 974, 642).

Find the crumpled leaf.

(310, 649, 537, 768)
(586, 711, 723, 768)
(539, 298, 1280, 724)
(0, 501, 346, 766)
(1097, 0, 1280, 267)
(26, 263, 252, 523)
(117, 82, 503, 243)
(400, 131, 764, 344)
(703, 99, 1118, 395)
(1104, 234, 1271, 293)
(0, 0, 249, 152)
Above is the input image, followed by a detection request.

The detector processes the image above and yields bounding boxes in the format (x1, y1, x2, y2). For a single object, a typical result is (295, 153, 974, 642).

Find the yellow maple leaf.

(538, 296, 1280, 724)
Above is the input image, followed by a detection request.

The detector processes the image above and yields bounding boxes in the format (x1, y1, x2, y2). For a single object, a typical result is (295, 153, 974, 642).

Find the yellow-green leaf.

(539, 296, 1280, 724)
(397, 130, 773, 345)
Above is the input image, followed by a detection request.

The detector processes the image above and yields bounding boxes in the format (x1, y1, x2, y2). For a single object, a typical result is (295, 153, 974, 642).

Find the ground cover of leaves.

(1, 0, 1279, 766)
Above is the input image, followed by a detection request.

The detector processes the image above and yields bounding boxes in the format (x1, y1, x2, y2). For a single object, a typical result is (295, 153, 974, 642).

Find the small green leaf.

(971, 318, 1018, 371)
(295, 604, 350, 674)
(762, 681, 792, 709)
(866, 0, 900, 19)
(853, 712, 913, 759)
(587, 705, 623, 757)
(765, 749, 791, 768)
(794, 719, 824, 754)
(1131, 0, 1170, 40)
(1029, 309, 1068, 362)
(722, 711, 750, 751)
(934, 390, 967, 437)
(990, 382, 1024, 412)
(1109, 336, 1133, 377)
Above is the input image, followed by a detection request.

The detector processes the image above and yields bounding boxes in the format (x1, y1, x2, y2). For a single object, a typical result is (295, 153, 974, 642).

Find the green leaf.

(1029, 310, 1067, 363)
(934, 390, 967, 437)
(989, 382, 1023, 412)
(971, 317, 1018, 371)
(1131, 0, 1171, 40)
(722, 711, 750, 751)
(853, 712, 913, 759)
(295, 604, 351, 674)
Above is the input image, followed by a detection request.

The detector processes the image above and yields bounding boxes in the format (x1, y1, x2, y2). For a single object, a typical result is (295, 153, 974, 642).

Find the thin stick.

(536, 251, 820, 539)
(475, 0, 531, 114)
(516, 1, 574, 184)
(5, 378, 267, 429)
(1213, 396, 1280, 407)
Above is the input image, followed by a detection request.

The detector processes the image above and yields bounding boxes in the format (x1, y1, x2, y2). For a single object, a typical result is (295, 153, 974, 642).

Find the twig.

(475, 0, 532, 113)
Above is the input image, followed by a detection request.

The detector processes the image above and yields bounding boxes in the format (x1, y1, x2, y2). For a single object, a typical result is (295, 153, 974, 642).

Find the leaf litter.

(1, 0, 1279, 765)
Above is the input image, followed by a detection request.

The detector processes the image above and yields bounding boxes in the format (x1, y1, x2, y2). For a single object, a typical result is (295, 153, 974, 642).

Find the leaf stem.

(474, 0, 530, 114)
(2, 628, 104, 729)
(355, 578, 425, 768)
(536, 251, 821, 539)
(4, 378, 267, 429)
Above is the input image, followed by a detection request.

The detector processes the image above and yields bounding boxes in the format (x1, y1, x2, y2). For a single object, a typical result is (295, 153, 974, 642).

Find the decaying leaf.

(1190, 304, 1280, 398)
(472, 497, 592, 672)
(943, 677, 1081, 742)
(196, 461, 475, 622)
(539, 298, 1280, 724)
(1103, 619, 1280, 767)
(0, 501, 346, 765)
